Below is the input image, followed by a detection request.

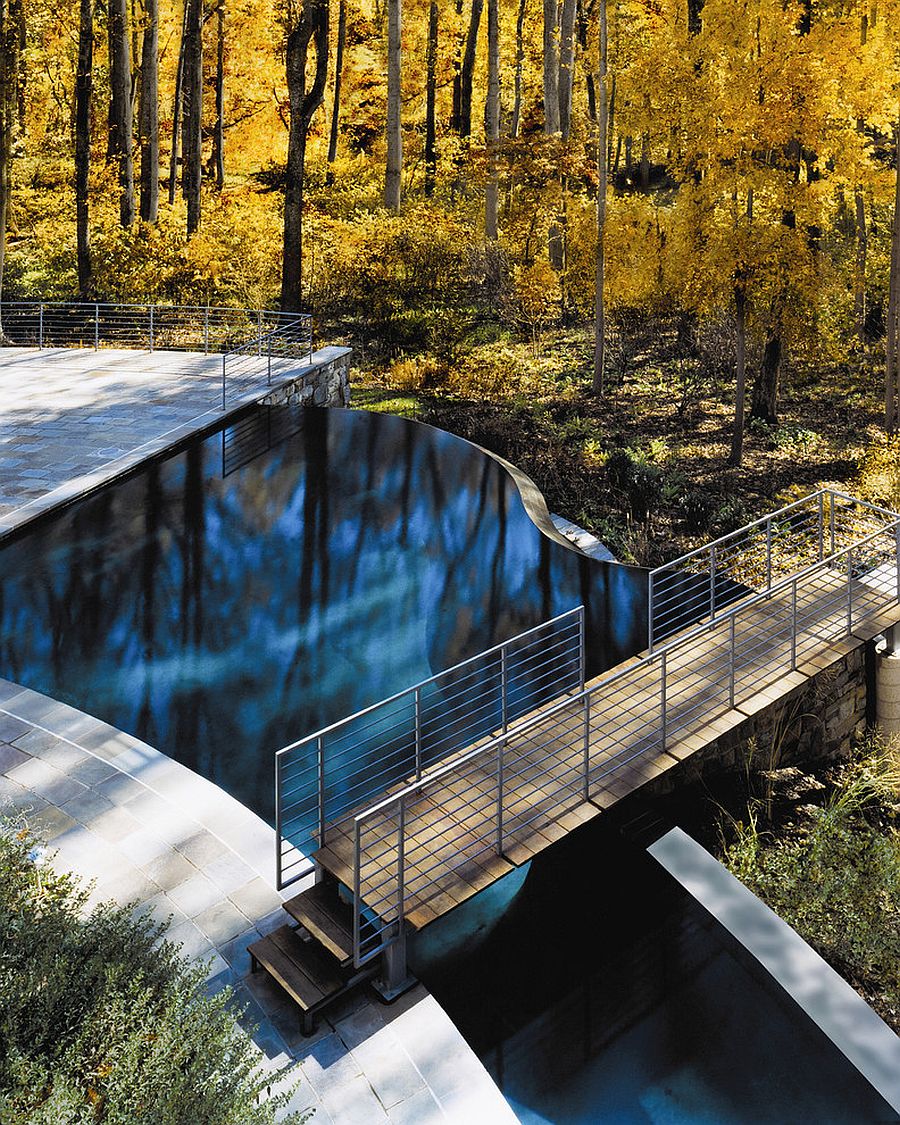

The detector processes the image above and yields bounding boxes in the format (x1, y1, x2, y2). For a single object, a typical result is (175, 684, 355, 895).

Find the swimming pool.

(0, 405, 647, 828)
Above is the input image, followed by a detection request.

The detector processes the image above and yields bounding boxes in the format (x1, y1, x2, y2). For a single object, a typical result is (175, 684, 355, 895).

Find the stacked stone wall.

(261, 346, 351, 409)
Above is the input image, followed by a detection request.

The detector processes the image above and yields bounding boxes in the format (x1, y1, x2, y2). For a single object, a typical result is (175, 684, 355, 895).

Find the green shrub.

(0, 820, 305, 1124)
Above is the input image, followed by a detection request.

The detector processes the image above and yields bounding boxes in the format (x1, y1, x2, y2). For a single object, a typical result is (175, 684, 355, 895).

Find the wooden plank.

(282, 883, 354, 966)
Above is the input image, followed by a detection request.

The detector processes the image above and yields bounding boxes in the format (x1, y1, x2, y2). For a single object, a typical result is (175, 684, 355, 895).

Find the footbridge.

(273, 489, 900, 995)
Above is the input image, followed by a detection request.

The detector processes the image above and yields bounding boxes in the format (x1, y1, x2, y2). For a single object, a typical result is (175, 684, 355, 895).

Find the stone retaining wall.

(642, 642, 872, 797)
(261, 345, 352, 409)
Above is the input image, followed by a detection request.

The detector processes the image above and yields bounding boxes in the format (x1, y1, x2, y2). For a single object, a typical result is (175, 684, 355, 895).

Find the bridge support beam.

(876, 631, 900, 737)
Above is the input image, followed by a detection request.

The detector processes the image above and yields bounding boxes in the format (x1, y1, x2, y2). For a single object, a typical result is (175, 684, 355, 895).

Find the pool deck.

(0, 345, 518, 1124)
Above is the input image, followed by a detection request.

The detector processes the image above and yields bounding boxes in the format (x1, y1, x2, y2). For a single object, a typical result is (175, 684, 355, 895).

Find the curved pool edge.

(0, 675, 518, 1125)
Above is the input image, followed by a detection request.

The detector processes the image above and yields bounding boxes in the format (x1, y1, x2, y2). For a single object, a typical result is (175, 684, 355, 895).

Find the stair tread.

(248, 924, 345, 1011)
(283, 882, 354, 965)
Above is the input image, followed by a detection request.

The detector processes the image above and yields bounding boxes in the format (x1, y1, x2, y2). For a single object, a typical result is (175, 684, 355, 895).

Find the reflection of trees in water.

(0, 408, 648, 821)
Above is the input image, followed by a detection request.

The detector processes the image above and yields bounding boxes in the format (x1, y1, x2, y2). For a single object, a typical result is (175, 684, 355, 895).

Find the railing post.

(583, 693, 591, 800)
(790, 578, 798, 671)
(397, 795, 406, 926)
(274, 753, 283, 889)
(496, 737, 504, 855)
(500, 644, 509, 733)
(578, 606, 586, 690)
(709, 545, 717, 622)
(729, 614, 736, 708)
(414, 686, 422, 780)
(221, 355, 226, 410)
(766, 518, 772, 590)
(353, 820, 362, 968)
(660, 650, 667, 752)
(204, 305, 210, 354)
(267, 338, 273, 385)
(895, 523, 900, 603)
(648, 573, 655, 653)
(148, 305, 154, 352)
(830, 493, 836, 557)
(317, 735, 326, 848)
(38, 304, 44, 349)
(94, 302, 99, 350)
(847, 548, 854, 634)
(817, 492, 824, 561)
(258, 309, 263, 356)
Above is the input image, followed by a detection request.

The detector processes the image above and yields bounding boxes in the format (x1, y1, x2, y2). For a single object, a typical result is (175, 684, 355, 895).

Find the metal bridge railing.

(0, 300, 309, 357)
(220, 314, 314, 407)
(274, 607, 585, 891)
(648, 489, 900, 651)
(347, 493, 900, 968)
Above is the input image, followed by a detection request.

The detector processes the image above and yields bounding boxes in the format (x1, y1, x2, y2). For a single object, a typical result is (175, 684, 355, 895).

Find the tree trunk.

(854, 187, 867, 346)
(384, 0, 402, 209)
(557, 0, 577, 138)
(730, 285, 747, 464)
(212, 0, 225, 190)
(458, 0, 483, 139)
(592, 0, 608, 394)
(543, 0, 560, 133)
(510, 0, 526, 138)
(886, 121, 900, 432)
(168, 2, 187, 206)
(750, 332, 781, 425)
(424, 0, 437, 195)
(139, 0, 159, 222)
(450, 0, 464, 133)
(281, 0, 329, 312)
(108, 0, 135, 226)
(0, 0, 12, 333)
(484, 0, 499, 240)
(76, 0, 93, 297)
(687, 0, 704, 35)
(327, 0, 346, 167)
(181, 0, 203, 234)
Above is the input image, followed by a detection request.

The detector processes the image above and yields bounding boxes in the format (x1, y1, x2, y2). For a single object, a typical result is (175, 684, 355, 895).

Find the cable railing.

(220, 314, 314, 407)
(0, 300, 308, 355)
(648, 489, 900, 651)
(274, 607, 585, 890)
(344, 492, 900, 968)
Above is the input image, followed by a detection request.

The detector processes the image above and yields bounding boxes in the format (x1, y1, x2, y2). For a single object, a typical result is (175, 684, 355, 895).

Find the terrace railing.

(343, 491, 900, 968)
(648, 489, 900, 651)
(0, 300, 314, 410)
(274, 607, 585, 890)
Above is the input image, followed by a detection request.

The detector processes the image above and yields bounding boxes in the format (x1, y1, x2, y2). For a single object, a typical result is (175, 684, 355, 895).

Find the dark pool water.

(0, 406, 647, 825)
(412, 822, 899, 1124)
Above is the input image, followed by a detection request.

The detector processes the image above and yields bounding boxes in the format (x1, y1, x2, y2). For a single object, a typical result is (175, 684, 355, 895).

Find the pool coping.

(649, 826, 900, 1116)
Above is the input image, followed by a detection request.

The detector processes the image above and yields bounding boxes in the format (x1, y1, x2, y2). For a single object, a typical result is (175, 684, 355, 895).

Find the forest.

(1, 0, 900, 560)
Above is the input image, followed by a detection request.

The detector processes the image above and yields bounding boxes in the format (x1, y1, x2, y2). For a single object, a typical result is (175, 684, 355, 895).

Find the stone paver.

(0, 342, 518, 1122)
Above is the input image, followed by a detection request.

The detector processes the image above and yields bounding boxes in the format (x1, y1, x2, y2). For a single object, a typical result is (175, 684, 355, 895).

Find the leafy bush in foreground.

(0, 820, 302, 1124)
(720, 745, 900, 1033)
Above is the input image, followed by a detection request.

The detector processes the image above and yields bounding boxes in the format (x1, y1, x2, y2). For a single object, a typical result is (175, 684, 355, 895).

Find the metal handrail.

(347, 494, 900, 968)
(648, 489, 899, 651)
(274, 606, 585, 890)
(220, 316, 314, 407)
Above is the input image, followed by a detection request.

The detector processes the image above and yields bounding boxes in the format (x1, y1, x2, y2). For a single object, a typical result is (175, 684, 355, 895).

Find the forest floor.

(352, 322, 886, 566)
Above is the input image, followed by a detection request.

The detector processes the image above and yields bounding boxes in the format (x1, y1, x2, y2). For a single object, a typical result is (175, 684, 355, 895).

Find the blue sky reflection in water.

(0, 406, 646, 826)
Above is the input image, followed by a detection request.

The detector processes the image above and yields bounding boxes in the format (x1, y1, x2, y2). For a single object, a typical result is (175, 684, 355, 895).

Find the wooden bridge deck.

(315, 570, 900, 933)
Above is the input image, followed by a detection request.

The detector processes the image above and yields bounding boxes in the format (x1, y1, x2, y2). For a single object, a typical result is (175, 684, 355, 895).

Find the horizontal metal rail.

(648, 488, 899, 651)
(348, 495, 900, 967)
(220, 314, 314, 408)
(274, 606, 586, 891)
(0, 300, 309, 357)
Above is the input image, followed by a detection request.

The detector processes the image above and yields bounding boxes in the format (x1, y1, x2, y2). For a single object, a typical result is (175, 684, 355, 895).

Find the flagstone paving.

(0, 345, 519, 1123)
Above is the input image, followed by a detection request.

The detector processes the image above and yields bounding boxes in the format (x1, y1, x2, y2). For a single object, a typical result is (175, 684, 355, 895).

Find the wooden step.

(248, 924, 346, 1035)
(283, 882, 355, 967)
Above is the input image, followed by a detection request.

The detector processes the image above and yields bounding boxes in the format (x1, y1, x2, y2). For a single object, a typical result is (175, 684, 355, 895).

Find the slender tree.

(76, 0, 94, 297)
(280, 0, 329, 311)
(731, 282, 747, 464)
(592, 0, 608, 393)
(181, 0, 203, 233)
(212, 0, 225, 190)
(458, 0, 483, 138)
(327, 0, 346, 169)
(510, 0, 527, 138)
(424, 0, 437, 195)
(887, 121, 900, 431)
(108, 0, 135, 226)
(168, 2, 188, 206)
(0, 0, 20, 332)
(138, 0, 159, 222)
(484, 0, 499, 239)
(384, 0, 402, 209)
